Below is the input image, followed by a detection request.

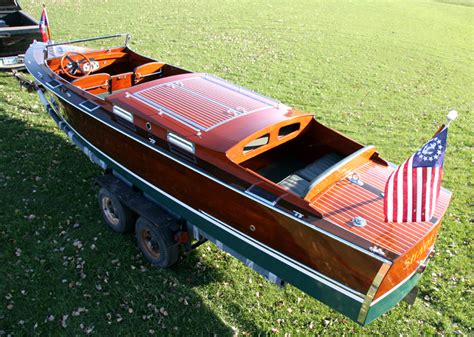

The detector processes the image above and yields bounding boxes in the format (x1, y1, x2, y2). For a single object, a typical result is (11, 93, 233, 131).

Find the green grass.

(1, 0, 473, 335)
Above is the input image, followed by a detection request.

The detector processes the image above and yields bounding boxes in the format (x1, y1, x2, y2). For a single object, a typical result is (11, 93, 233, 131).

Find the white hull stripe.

(200, 211, 364, 301)
(371, 266, 417, 306)
(370, 247, 433, 306)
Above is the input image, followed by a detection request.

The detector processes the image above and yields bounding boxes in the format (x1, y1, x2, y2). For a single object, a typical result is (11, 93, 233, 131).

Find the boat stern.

(358, 187, 452, 325)
(309, 153, 453, 325)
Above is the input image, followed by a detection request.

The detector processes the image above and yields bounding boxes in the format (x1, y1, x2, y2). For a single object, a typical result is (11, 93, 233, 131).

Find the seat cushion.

(298, 153, 344, 181)
(134, 62, 165, 84)
(278, 174, 309, 197)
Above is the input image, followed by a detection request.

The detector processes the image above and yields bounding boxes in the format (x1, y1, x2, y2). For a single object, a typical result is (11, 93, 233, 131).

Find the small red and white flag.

(39, 6, 52, 43)
(384, 111, 457, 223)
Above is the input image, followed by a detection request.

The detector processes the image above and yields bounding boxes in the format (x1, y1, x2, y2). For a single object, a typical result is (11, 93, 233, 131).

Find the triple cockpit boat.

(23, 34, 452, 325)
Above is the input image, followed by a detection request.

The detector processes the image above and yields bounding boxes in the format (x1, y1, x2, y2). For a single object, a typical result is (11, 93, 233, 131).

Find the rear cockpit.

(234, 119, 368, 200)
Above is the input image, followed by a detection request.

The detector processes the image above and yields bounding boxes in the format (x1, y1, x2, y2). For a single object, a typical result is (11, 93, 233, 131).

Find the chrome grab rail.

(44, 33, 131, 58)
(45, 33, 130, 48)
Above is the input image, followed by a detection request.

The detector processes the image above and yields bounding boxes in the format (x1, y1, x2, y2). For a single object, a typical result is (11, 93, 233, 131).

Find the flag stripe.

(437, 170, 443, 200)
(396, 161, 404, 223)
(406, 156, 413, 222)
(425, 167, 432, 221)
(410, 166, 417, 222)
(384, 127, 447, 224)
(416, 167, 423, 223)
(431, 167, 439, 214)
(39, 7, 52, 42)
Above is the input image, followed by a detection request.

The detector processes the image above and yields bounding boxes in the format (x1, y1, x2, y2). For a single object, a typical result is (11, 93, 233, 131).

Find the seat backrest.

(133, 62, 165, 84)
(72, 73, 111, 95)
(111, 72, 133, 92)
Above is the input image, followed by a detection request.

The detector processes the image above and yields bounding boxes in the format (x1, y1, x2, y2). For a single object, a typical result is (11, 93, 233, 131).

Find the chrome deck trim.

(369, 247, 434, 307)
(131, 74, 277, 132)
(357, 262, 391, 324)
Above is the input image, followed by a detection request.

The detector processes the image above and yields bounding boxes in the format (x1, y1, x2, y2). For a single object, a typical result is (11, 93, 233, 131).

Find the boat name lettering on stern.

(404, 230, 437, 269)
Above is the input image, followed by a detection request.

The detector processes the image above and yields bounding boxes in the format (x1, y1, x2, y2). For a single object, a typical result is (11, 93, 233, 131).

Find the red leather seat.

(72, 73, 111, 95)
(133, 62, 165, 84)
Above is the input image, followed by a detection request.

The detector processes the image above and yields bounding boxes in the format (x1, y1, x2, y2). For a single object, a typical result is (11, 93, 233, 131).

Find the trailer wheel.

(98, 187, 135, 233)
(135, 217, 179, 268)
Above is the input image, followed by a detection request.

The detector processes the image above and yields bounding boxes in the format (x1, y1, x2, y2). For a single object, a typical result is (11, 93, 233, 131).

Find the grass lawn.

(1, 0, 473, 335)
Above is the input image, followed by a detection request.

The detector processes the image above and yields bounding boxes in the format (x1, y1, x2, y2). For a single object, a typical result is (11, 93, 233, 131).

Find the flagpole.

(433, 110, 458, 136)
(42, 3, 52, 43)
(446, 110, 458, 127)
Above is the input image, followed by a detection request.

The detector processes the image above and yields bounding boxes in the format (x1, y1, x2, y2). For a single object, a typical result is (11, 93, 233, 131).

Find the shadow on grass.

(0, 99, 265, 335)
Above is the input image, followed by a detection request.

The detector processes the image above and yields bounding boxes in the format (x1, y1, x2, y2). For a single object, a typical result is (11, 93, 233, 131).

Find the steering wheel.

(60, 51, 92, 79)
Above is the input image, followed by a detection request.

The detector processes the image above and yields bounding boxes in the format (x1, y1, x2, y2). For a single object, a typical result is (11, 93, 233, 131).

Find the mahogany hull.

(54, 95, 446, 325)
(38, 94, 368, 322)
(59, 97, 384, 295)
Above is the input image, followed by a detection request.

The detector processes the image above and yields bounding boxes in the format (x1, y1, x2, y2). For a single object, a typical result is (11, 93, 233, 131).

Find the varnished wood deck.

(312, 161, 450, 255)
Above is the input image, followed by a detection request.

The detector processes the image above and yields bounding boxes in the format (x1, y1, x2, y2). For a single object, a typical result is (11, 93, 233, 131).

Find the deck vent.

(348, 173, 364, 186)
(112, 106, 134, 123)
(79, 100, 99, 112)
(167, 132, 195, 154)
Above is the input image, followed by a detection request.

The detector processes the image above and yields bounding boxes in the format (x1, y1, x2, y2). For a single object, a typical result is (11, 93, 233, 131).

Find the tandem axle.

(96, 172, 285, 287)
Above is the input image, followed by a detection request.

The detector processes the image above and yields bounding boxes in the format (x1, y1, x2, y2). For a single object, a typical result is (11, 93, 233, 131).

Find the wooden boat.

(0, 0, 41, 69)
(23, 34, 452, 325)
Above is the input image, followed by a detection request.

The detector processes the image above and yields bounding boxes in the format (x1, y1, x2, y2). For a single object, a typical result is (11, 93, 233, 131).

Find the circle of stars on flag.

(416, 137, 443, 162)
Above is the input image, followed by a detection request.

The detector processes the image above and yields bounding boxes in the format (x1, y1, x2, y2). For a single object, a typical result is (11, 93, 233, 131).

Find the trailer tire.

(135, 217, 179, 268)
(98, 187, 135, 233)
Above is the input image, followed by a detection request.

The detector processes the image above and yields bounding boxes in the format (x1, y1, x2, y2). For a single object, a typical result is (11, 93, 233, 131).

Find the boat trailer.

(13, 69, 427, 325)
(13, 70, 285, 284)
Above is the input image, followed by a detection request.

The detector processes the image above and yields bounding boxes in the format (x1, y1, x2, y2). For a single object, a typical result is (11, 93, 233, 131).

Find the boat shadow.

(0, 88, 266, 335)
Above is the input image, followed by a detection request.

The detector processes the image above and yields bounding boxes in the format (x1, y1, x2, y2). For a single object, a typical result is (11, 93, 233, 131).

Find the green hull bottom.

(364, 271, 422, 325)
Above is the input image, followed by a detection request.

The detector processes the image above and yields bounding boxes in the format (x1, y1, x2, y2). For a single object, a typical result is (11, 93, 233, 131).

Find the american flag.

(384, 126, 449, 223)
(39, 6, 52, 43)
